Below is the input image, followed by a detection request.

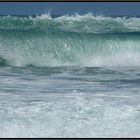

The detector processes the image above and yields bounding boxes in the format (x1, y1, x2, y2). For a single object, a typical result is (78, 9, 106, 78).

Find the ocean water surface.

(0, 13, 140, 137)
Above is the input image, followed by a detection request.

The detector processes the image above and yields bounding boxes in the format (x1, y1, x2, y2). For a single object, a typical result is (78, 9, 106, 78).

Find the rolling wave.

(0, 13, 140, 67)
(0, 13, 140, 33)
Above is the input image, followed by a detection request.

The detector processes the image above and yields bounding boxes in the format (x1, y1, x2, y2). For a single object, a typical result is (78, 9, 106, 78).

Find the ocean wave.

(0, 13, 140, 33)
(0, 28, 140, 67)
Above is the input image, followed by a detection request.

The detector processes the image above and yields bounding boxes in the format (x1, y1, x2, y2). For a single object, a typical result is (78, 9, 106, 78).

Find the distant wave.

(0, 13, 140, 33)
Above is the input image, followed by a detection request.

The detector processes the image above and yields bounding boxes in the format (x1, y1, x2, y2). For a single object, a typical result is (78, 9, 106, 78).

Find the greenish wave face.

(0, 14, 140, 67)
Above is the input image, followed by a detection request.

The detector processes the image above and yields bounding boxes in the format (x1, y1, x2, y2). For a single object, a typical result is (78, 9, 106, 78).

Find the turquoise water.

(0, 14, 140, 137)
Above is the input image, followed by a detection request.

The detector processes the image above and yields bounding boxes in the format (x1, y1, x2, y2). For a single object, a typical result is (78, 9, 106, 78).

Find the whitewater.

(0, 13, 140, 137)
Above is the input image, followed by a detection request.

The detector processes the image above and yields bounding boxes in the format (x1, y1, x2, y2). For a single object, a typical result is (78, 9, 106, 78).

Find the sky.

(0, 2, 140, 16)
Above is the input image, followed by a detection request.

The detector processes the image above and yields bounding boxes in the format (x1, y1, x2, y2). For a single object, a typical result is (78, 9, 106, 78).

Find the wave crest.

(0, 13, 140, 33)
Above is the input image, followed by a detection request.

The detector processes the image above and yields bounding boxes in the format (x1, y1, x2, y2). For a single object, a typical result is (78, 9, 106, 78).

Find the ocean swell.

(0, 14, 140, 67)
(0, 13, 140, 33)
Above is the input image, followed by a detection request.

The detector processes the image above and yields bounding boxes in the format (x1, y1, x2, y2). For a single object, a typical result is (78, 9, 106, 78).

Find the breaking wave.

(0, 13, 140, 67)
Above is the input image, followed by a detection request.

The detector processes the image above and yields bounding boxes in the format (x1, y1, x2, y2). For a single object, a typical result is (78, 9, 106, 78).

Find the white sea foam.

(0, 91, 139, 137)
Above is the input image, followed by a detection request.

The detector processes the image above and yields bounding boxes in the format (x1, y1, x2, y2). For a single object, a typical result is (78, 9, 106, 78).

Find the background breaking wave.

(1, 13, 140, 33)
(0, 13, 140, 67)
